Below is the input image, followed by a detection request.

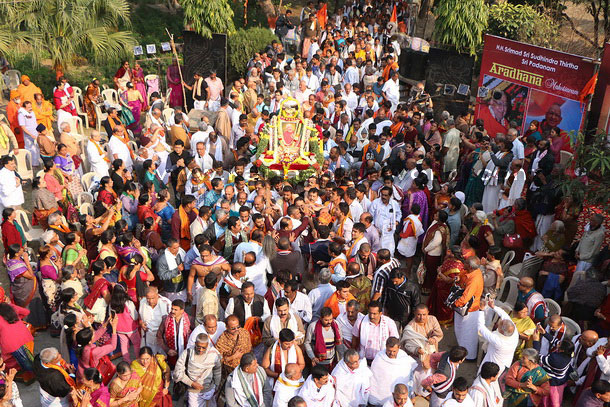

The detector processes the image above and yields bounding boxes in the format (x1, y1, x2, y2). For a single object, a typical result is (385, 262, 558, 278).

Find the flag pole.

(166, 28, 188, 110)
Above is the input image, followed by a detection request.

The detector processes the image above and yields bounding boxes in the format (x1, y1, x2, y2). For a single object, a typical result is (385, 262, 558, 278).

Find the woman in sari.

(63, 232, 89, 278)
(98, 177, 119, 208)
(85, 79, 102, 128)
(402, 177, 429, 235)
(78, 368, 111, 407)
(464, 138, 490, 207)
(1, 208, 25, 253)
(421, 210, 450, 294)
(109, 362, 142, 407)
(122, 82, 144, 136)
(154, 190, 175, 243)
(114, 61, 132, 90)
(75, 316, 118, 380)
(119, 253, 154, 303)
(120, 182, 139, 231)
(504, 348, 550, 407)
(32, 177, 60, 229)
(427, 246, 464, 326)
(464, 210, 494, 259)
(0, 303, 34, 375)
(137, 193, 161, 233)
(60, 266, 85, 305)
(98, 229, 121, 269)
(166, 59, 184, 109)
(44, 160, 68, 203)
(39, 244, 62, 311)
(54, 143, 83, 200)
(84, 260, 113, 324)
(511, 302, 536, 360)
(132, 62, 148, 111)
(130, 347, 171, 407)
(5, 244, 46, 328)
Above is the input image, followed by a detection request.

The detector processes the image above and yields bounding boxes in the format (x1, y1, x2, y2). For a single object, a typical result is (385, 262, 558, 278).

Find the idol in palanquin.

(256, 97, 323, 178)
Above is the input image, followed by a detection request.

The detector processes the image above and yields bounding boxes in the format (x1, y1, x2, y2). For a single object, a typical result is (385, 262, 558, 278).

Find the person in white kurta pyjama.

(332, 349, 373, 407)
(369, 337, 418, 405)
(477, 300, 519, 374)
(469, 361, 503, 407)
(86, 131, 110, 178)
(138, 287, 172, 354)
(0, 157, 25, 210)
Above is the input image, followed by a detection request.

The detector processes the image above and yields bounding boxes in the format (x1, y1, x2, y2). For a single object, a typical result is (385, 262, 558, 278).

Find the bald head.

(498, 319, 515, 337)
(519, 277, 534, 291)
(284, 363, 302, 380)
(580, 330, 600, 348)
(394, 383, 408, 395)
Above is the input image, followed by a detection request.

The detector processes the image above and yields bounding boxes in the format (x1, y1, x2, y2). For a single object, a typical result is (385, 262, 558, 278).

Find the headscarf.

(21, 75, 30, 82)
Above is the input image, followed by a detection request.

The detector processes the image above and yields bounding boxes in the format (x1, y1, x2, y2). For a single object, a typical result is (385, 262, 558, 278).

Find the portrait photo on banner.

(476, 75, 529, 136)
(523, 89, 584, 138)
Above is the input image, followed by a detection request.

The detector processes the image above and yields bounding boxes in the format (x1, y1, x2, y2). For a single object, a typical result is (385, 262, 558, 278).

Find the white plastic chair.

(4, 70, 21, 90)
(81, 172, 96, 192)
(128, 140, 138, 154)
(101, 88, 119, 105)
(94, 104, 108, 132)
(561, 316, 581, 339)
(501, 250, 516, 276)
(63, 116, 85, 136)
(496, 276, 520, 308)
(519, 252, 544, 278)
(544, 298, 561, 317)
(162, 107, 173, 124)
(13, 149, 33, 181)
(79, 202, 94, 216)
(77, 191, 94, 207)
(72, 86, 89, 129)
(14, 209, 44, 241)
(560, 151, 573, 167)
(35, 169, 45, 179)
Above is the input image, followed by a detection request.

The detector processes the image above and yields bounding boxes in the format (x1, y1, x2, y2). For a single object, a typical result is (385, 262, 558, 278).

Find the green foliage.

(559, 132, 610, 210)
(130, 4, 184, 45)
(181, 0, 236, 38)
(0, 0, 135, 73)
(487, 3, 558, 48)
(10, 54, 56, 100)
(228, 28, 278, 75)
(433, 0, 488, 56)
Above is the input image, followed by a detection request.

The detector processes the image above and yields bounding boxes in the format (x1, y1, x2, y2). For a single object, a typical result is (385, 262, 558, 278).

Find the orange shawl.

(324, 291, 356, 318)
(178, 205, 191, 250)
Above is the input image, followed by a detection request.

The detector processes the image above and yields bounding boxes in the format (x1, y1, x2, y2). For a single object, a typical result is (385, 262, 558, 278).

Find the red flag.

(390, 5, 397, 23)
(579, 73, 598, 103)
(317, 4, 327, 27)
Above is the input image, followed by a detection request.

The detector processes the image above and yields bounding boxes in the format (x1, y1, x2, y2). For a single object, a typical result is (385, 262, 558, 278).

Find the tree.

(181, 0, 236, 38)
(0, 0, 134, 76)
(561, 0, 610, 53)
(433, 0, 488, 55)
(487, 3, 558, 48)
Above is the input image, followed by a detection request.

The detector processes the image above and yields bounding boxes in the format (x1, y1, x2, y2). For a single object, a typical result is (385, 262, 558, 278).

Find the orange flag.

(579, 73, 598, 103)
(317, 3, 327, 27)
(390, 5, 397, 22)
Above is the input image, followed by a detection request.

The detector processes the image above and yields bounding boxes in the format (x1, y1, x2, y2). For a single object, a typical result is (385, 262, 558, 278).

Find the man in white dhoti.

(298, 365, 336, 407)
(226, 353, 272, 407)
(469, 362, 503, 407)
(369, 337, 418, 406)
(477, 299, 518, 374)
(0, 156, 24, 210)
(381, 72, 400, 112)
(368, 187, 401, 257)
(139, 287, 172, 354)
(481, 140, 513, 213)
(86, 130, 110, 178)
(244, 251, 270, 296)
(173, 333, 222, 407)
(273, 363, 304, 407)
(453, 256, 484, 360)
(498, 160, 525, 210)
(332, 349, 372, 407)
(382, 384, 413, 407)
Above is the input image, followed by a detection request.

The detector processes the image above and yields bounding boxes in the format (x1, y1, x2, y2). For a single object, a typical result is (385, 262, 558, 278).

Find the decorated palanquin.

(254, 98, 324, 181)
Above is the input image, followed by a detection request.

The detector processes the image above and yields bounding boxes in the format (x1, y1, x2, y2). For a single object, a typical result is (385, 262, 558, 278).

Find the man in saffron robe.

(171, 195, 198, 251)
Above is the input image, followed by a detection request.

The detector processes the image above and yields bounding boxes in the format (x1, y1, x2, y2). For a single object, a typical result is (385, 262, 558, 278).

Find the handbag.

(444, 284, 474, 316)
(172, 349, 191, 400)
(90, 348, 116, 385)
(503, 233, 523, 248)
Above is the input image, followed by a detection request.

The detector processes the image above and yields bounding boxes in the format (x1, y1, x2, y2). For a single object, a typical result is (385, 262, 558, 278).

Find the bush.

(487, 3, 558, 49)
(228, 27, 278, 76)
(11, 54, 57, 100)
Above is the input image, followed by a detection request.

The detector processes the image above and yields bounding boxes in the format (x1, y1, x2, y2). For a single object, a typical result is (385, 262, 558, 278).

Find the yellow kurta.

(33, 100, 55, 130)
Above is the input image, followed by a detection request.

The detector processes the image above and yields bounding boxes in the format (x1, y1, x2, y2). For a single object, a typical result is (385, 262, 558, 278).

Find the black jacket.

(384, 278, 421, 325)
(32, 355, 73, 398)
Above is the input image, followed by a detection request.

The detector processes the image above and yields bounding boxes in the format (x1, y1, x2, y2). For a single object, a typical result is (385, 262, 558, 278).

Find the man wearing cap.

(18, 100, 41, 166)
(17, 75, 42, 105)
(36, 124, 56, 160)
(6, 90, 23, 148)
(206, 70, 224, 112)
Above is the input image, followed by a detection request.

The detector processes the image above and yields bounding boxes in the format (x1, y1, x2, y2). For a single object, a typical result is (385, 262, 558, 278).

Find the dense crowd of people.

(0, 1, 609, 407)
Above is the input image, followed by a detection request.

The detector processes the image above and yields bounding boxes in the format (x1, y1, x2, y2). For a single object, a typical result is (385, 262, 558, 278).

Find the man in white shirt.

(381, 72, 400, 112)
(343, 59, 360, 86)
(17, 101, 40, 166)
(294, 80, 313, 105)
(368, 186, 401, 257)
(190, 121, 212, 153)
(192, 141, 213, 172)
(332, 349, 373, 407)
(342, 83, 359, 111)
(139, 287, 172, 354)
(280, 280, 313, 324)
(469, 362, 502, 407)
(187, 314, 226, 349)
(308, 270, 336, 320)
(0, 156, 24, 210)
(337, 300, 365, 349)
(441, 377, 475, 407)
(225, 282, 272, 323)
(352, 301, 399, 364)
(508, 128, 524, 160)
(477, 299, 519, 374)
(108, 125, 133, 170)
(304, 68, 320, 91)
(86, 130, 110, 178)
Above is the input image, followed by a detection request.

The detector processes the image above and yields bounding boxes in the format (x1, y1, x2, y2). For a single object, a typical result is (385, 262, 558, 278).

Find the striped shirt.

(371, 258, 401, 306)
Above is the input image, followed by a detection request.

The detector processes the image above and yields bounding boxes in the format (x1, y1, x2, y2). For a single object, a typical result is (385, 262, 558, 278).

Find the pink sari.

(132, 67, 149, 110)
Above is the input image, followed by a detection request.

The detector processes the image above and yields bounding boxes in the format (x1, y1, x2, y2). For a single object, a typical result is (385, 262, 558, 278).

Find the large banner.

(590, 42, 610, 133)
(475, 35, 596, 138)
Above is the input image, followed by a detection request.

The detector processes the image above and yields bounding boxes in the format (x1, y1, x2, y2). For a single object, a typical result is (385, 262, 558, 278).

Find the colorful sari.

(132, 67, 148, 110)
(504, 364, 549, 407)
(109, 371, 142, 407)
(511, 316, 536, 359)
(54, 154, 83, 199)
(130, 355, 167, 407)
(427, 257, 463, 325)
(122, 90, 143, 136)
(90, 384, 111, 407)
(166, 63, 183, 108)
